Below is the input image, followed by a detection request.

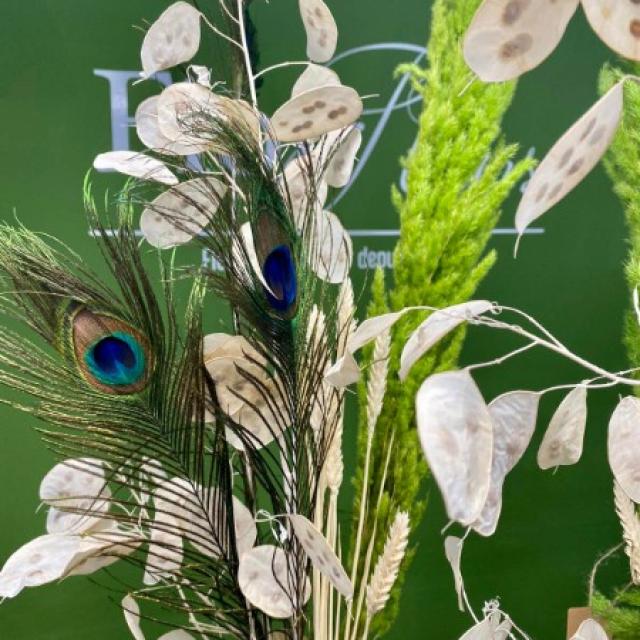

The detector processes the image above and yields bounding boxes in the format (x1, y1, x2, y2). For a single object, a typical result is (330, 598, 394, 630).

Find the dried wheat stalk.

(614, 479, 640, 584)
(366, 510, 410, 618)
(366, 330, 391, 434)
(325, 279, 355, 494)
(337, 279, 356, 357)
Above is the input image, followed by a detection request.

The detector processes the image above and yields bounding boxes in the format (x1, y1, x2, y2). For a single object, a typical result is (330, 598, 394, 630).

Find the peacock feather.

(0, 1, 363, 638)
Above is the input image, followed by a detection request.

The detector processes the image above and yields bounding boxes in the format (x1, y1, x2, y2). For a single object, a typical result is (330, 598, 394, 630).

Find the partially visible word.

(357, 246, 393, 270)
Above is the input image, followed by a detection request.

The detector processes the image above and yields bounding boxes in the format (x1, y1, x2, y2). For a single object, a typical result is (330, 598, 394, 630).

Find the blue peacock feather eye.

(84, 331, 146, 387)
(67, 307, 153, 394)
(262, 244, 297, 313)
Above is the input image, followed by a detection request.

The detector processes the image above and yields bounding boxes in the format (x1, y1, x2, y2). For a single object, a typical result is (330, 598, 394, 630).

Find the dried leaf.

(141, 177, 226, 248)
(0, 535, 86, 598)
(143, 513, 183, 585)
(156, 82, 225, 155)
(325, 127, 361, 188)
(230, 388, 287, 450)
(490, 612, 513, 640)
(271, 85, 363, 143)
(582, 1, 640, 62)
(93, 151, 178, 185)
(203, 334, 267, 416)
(444, 536, 465, 612)
(154, 480, 256, 558)
(288, 513, 353, 599)
(190, 64, 212, 87)
(608, 395, 640, 502)
(159, 632, 195, 640)
(281, 155, 328, 229)
(141, 2, 201, 77)
(416, 370, 493, 526)
(122, 594, 145, 640)
(473, 391, 539, 536)
(39, 458, 105, 507)
(515, 81, 624, 242)
(399, 301, 494, 381)
(570, 618, 608, 640)
(224, 98, 262, 142)
(458, 617, 494, 640)
(238, 545, 311, 618)
(46, 491, 111, 535)
(299, 0, 338, 63)
(203, 333, 287, 448)
(347, 311, 406, 353)
(135, 96, 174, 152)
(324, 350, 360, 387)
(463, 0, 579, 82)
(308, 210, 353, 283)
(324, 307, 418, 388)
(292, 63, 341, 97)
(537, 386, 587, 469)
(66, 527, 142, 576)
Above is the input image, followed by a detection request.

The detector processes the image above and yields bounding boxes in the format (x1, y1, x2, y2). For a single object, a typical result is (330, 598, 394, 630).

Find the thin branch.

(253, 61, 311, 81)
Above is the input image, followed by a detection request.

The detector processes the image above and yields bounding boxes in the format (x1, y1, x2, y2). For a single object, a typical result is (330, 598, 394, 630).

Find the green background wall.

(0, 1, 632, 638)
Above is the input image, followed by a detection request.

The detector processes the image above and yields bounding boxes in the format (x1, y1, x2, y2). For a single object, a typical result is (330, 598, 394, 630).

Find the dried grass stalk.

(366, 511, 410, 618)
(366, 330, 391, 434)
(614, 479, 640, 584)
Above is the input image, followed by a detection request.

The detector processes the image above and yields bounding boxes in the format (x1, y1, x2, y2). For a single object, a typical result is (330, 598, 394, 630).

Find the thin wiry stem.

(253, 61, 311, 81)
(237, 0, 258, 110)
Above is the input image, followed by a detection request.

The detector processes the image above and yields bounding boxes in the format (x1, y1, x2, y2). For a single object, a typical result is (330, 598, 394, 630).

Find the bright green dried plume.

(347, 0, 534, 636)
(590, 63, 640, 638)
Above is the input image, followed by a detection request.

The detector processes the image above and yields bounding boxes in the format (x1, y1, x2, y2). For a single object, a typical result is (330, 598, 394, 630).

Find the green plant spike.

(346, 0, 535, 636)
(589, 62, 640, 638)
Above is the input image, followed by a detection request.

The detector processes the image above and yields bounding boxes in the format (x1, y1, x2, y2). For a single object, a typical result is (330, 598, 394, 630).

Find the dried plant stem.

(318, 283, 353, 640)
(361, 615, 372, 640)
(347, 430, 395, 640)
(327, 495, 338, 640)
(200, 13, 243, 51)
(589, 543, 624, 602)
(472, 310, 640, 387)
(253, 60, 310, 80)
(465, 341, 537, 372)
(314, 473, 328, 640)
(236, 0, 258, 110)
(344, 332, 390, 640)
(345, 431, 373, 637)
(334, 525, 343, 640)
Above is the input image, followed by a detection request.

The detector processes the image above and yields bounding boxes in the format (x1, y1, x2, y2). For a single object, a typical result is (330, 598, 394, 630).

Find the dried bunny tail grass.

(614, 479, 640, 584)
(366, 329, 391, 434)
(366, 511, 410, 618)
(337, 279, 355, 357)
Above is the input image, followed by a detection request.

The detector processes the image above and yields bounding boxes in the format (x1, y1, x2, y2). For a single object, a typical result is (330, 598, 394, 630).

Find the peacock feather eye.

(263, 244, 297, 313)
(253, 211, 298, 319)
(70, 308, 153, 394)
